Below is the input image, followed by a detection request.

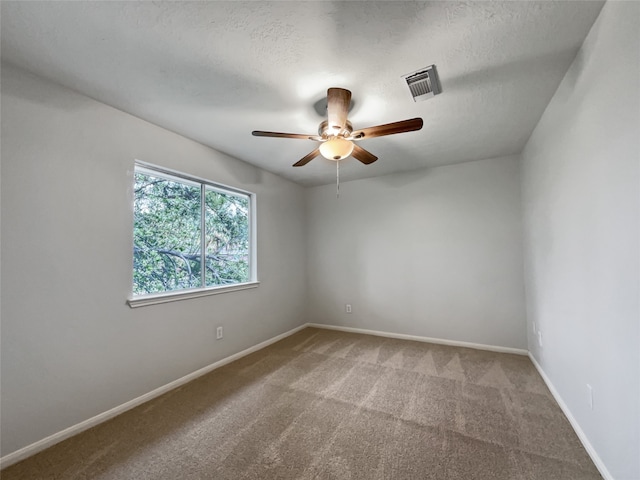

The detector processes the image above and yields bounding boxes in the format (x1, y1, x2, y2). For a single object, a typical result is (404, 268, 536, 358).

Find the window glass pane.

(133, 172, 202, 295)
(204, 187, 249, 286)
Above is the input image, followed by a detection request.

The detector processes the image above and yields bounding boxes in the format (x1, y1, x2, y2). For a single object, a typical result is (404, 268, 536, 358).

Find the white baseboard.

(528, 353, 613, 480)
(0, 323, 308, 470)
(306, 323, 529, 356)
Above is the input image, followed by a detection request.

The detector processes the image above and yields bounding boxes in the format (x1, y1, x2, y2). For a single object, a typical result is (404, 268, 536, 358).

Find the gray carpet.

(1, 327, 601, 479)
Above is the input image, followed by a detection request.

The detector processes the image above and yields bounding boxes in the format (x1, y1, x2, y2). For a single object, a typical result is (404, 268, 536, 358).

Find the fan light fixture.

(252, 88, 424, 168)
(253, 87, 423, 198)
(319, 137, 354, 161)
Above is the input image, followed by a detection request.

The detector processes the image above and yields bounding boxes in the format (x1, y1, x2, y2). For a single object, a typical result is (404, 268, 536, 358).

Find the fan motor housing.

(318, 120, 353, 139)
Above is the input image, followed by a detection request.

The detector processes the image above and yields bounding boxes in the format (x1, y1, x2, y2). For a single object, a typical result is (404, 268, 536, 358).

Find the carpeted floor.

(1, 327, 601, 479)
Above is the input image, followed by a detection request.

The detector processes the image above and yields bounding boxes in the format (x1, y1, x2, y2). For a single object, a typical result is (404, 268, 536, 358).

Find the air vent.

(402, 65, 441, 102)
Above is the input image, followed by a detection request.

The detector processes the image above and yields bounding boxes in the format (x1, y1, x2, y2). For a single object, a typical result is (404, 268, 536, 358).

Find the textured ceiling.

(1, 1, 604, 186)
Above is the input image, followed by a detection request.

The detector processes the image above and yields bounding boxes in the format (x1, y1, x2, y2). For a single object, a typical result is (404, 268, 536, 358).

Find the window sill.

(127, 281, 260, 308)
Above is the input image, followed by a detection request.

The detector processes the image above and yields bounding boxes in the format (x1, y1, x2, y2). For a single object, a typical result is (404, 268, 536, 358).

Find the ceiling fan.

(252, 88, 423, 167)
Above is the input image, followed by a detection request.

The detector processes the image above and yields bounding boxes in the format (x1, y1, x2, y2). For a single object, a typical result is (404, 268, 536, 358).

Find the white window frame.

(127, 160, 258, 308)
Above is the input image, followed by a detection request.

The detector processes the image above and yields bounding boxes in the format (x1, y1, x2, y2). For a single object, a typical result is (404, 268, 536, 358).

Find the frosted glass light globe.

(319, 137, 355, 161)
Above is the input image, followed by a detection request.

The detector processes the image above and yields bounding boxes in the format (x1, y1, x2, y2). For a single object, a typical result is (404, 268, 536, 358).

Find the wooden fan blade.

(351, 118, 423, 140)
(252, 130, 319, 140)
(293, 148, 321, 167)
(352, 144, 378, 165)
(327, 88, 351, 132)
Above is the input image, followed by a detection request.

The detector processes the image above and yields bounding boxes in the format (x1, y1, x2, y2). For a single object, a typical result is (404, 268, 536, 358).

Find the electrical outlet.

(537, 331, 542, 347)
(587, 384, 593, 409)
(216, 326, 223, 340)
(345, 304, 352, 314)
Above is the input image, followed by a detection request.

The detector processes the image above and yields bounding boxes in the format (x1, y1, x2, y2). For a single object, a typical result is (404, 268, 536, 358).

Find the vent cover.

(402, 65, 441, 102)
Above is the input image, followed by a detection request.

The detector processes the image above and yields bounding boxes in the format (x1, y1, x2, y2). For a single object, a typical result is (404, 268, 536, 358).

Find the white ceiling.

(1, 1, 604, 186)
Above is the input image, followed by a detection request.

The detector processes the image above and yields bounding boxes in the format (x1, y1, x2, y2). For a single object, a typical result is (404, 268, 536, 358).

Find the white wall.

(521, 2, 639, 478)
(306, 155, 527, 349)
(0, 64, 308, 457)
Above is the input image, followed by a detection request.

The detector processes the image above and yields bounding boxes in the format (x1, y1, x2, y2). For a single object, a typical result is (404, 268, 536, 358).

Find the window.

(129, 162, 257, 307)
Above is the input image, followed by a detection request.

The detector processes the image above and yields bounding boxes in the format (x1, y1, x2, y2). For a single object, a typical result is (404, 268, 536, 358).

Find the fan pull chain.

(336, 160, 340, 198)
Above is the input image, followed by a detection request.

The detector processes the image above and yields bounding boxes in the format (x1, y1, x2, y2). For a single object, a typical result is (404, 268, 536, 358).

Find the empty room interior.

(1, 1, 638, 479)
